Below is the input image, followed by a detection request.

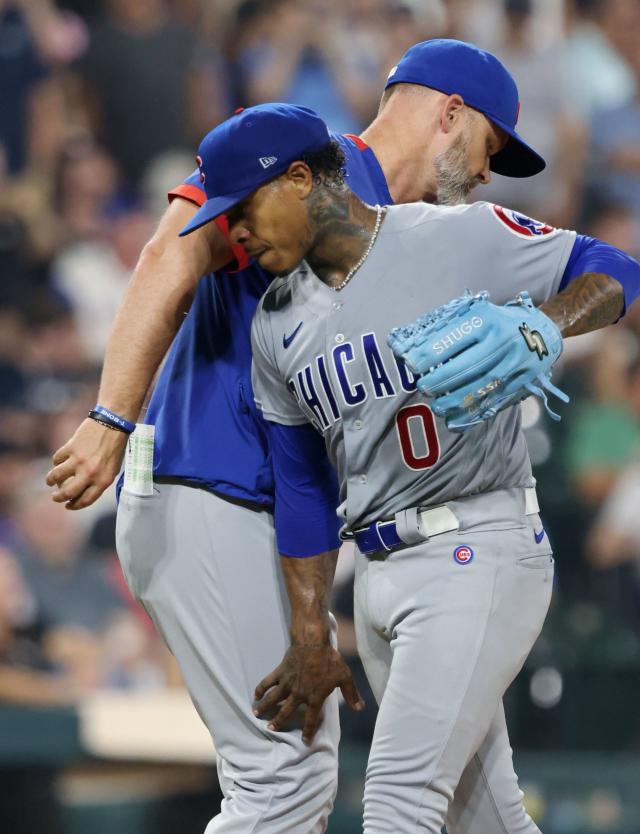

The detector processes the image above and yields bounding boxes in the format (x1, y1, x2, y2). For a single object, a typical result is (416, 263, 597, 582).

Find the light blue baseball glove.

(387, 290, 569, 431)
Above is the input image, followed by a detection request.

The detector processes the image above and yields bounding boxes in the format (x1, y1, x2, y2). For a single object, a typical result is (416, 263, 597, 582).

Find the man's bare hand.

(46, 417, 128, 509)
(254, 642, 364, 744)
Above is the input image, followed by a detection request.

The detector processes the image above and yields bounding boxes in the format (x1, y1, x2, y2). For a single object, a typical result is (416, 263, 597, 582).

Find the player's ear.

(439, 94, 465, 135)
(286, 161, 314, 200)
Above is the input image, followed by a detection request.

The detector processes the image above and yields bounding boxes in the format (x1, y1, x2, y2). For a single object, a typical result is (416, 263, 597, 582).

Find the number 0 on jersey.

(395, 404, 440, 470)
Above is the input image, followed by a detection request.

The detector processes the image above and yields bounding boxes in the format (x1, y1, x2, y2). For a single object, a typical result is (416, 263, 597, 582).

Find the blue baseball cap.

(385, 39, 545, 178)
(180, 103, 332, 236)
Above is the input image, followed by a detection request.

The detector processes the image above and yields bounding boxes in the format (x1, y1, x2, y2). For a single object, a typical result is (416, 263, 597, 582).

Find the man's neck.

(361, 115, 437, 204)
(306, 190, 380, 289)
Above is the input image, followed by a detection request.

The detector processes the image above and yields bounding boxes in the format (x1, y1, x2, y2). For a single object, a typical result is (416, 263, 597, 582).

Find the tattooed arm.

(540, 273, 624, 337)
(249, 422, 364, 744)
(253, 551, 364, 743)
(540, 231, 640, 337)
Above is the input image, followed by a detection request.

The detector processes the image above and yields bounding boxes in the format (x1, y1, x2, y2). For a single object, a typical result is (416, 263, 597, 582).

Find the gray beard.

(433, 133, 476, 206)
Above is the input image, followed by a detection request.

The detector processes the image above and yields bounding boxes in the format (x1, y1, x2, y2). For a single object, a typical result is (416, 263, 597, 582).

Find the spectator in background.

(52, 135, 121, 243)
(45, 135, 152, 366)
(581, 196, 640, 257)
(0, 212, 85, 456)
(80, 0, 227, 187)
(52, 198, 154, 364)
(587, 458, 640, 578)
(15, 0, 87, 67)
(566, 353, 640, 509)
(13, 487, 123, 636)
(0, 0, 90, 219)
(565, 0, 636, 118)
(589, 2, 640, 219)
(20, 293, 90, 395)
(0, 1, 48, 175)
(480, 0, 586, 227)
(234, 0, 385, 133)
(0, 442, 29, 548)
(596, 0, 640, 81)
(0, 546, 77, 705)
(11, 485, 164, 688)
(585, 445, 640, 633)
(0, 229, 31, 413)
(381, 1, 447, 64)
(0, 547, 72, 834)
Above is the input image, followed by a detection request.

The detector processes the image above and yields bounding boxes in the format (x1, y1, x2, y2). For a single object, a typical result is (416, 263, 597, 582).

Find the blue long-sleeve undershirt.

(560, 234, 640, 313)
(268, 421, 341, 558)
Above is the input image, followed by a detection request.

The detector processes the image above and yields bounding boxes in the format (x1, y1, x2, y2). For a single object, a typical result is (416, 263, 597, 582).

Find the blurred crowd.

(1, 0, 640, 753)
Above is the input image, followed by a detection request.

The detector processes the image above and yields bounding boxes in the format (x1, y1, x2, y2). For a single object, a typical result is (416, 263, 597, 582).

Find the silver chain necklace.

(331, 204, 385, 292)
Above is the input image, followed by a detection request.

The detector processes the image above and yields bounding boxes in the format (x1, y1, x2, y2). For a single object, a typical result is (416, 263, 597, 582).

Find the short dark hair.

(300, 140, 346, 189)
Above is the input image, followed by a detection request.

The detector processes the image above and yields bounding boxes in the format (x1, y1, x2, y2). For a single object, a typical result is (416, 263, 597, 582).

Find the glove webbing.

(390, 290, 486, 349)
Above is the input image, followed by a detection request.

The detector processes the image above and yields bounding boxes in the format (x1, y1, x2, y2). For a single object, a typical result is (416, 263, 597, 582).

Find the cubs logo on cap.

(492, 205, 555, 238)
(453, 545, 474, 565)
(196, 155, 206, 185)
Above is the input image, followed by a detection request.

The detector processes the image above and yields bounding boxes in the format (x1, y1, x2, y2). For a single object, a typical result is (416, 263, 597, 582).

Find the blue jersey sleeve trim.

(268, 422, 340, 558)
(560, 234, 640, 315)
(334, 133, 394, 207)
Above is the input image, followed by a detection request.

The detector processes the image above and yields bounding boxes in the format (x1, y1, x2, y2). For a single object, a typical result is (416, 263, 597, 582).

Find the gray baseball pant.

(354, 488, 553, 834)
(116, 482, 340, 834)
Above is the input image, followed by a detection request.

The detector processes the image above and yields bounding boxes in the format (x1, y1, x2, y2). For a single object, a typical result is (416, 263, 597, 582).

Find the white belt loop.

(395, 507, 426, 546)
(525, 487, 539, 515)
(418, 505, 459, 538)
(395, 504, 459, 545)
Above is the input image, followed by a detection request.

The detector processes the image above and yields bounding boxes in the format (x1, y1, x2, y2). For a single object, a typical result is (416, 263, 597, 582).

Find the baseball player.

(175, 103, 640, 833)
(45, 40, 631, 834)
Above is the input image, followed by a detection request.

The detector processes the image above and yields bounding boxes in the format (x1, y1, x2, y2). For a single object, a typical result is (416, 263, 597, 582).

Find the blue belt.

(352, 488, 539, 558)
(353, 520, 405, 555)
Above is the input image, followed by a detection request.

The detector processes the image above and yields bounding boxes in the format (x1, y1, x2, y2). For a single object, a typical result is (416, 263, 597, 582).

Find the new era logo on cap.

(179, 103, 333, 237)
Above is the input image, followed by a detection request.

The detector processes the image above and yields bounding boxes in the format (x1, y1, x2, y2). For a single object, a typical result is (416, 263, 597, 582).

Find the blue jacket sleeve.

(267, 421, 341, 558)
(560, 234, 640, 315)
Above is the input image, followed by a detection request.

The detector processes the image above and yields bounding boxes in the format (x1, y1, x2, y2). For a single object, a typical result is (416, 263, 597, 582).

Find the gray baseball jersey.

(251, 201, 576, 532)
